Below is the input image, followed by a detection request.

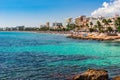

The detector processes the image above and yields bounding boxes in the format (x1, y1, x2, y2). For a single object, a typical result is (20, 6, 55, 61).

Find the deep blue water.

(0, 31, 120, 80)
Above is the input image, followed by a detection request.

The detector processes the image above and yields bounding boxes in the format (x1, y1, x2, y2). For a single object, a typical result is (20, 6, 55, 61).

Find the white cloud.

(91, 0, 120, 17)
(103, 2, 109, 8)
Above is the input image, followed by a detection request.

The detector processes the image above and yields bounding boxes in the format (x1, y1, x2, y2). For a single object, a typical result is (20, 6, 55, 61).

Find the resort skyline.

(0, 0, 119, 27)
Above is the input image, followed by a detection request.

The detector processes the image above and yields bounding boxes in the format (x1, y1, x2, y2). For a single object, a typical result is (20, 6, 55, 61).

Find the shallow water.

(0, 31, 120, 80)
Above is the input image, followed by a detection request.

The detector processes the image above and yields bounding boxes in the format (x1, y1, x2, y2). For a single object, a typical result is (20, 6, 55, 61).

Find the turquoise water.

(0, 31, 120, 80)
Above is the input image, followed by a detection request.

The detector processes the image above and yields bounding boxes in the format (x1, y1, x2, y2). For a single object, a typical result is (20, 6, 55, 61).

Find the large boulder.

(73, 69, 109, 80)
(113, 76, 120, 80)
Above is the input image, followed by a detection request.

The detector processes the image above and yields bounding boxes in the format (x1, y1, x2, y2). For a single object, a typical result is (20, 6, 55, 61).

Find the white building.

(52, 22, 63, 29)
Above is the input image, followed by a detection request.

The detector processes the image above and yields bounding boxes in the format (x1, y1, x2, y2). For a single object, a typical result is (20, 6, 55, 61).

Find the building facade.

(75, 15, 89, 27)
(46, 22, 50, 28)
(52, 22, 63, 29)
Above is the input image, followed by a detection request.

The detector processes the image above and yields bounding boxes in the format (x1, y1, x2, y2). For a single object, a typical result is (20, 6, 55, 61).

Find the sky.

(0, 0, 114, 27)
(92, 0, 120, 17)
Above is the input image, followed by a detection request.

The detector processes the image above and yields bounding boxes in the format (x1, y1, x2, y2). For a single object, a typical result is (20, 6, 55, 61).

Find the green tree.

(107, 19, 112, 23)
(97, 21, 101, 26)
(86, 23, 89, 27)
(97, 21, 101, 28)
(115, 17, 120, 26)
(94, 25, 97, 28)
(107, 27, 113, 32)
(66, 24, 76, 30)
(39, 27, 49, 31)
(89, 28, 95, 32)
(93, 25, 98, 31)
(97, 21, 104, 32)
(115, 17, 120, 32)
(102, 19, 109, 27)
(118, 25, 120, 32)
(107, 19, 112, 28)
(90, 22, 93, 28)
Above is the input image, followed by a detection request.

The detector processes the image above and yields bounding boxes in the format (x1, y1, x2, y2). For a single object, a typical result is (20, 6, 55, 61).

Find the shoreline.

(36, 31, 72, 36)
(0, 31, 71, 35)
(67, 32, 120, 41)
(1, 31, 120, 41)
(36, 31, 120, 42)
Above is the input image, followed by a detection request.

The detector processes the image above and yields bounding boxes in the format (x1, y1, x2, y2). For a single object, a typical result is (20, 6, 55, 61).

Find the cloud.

(103, 2, 109, 8)
(91, 0, 120, 17)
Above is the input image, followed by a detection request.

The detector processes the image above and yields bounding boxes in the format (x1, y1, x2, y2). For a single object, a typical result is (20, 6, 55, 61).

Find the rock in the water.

(113, 76, 120, 80)
(73, 69, 109, 80)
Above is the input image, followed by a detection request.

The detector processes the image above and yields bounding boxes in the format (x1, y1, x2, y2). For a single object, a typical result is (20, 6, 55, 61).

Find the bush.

(39, 27, 49, 31)
(118, 25, 120, 32)
(107, 27, 113, 32)
(89, 28, 95, 32)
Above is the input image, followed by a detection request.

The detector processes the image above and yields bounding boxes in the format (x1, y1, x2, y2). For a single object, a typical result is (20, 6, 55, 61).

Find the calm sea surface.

(0, 31, 120, 80)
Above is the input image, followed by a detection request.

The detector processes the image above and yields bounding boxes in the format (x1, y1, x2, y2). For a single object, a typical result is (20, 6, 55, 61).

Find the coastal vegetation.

(66, 23, 76, 30)
(115, 17, 120, 32)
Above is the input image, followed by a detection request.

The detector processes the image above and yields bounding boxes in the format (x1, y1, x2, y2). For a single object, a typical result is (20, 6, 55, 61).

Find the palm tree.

(115, 17, 120, 32)
(107, 19, 112, 23)
(107, 27, 113, 32)
(115, 17, 120, 26)
(86, 23, 89, 27)
(102, 19, 108, 27)
(97, 21, 103, 32)
(94, 25, 98, 31)
(90, 22, 93, 28)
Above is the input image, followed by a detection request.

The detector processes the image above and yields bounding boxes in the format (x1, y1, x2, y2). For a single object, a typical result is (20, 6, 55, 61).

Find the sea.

(0, 31, 120, 80)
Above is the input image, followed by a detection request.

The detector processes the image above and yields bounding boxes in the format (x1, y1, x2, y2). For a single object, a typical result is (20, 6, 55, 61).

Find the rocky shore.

(67, 32, 120, 41)
(72, 69, 120, 80)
